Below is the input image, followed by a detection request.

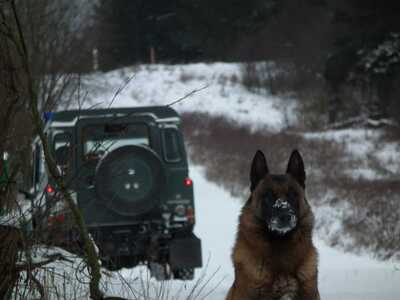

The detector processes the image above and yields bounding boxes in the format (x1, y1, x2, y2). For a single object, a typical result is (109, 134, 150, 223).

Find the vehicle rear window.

(162, 128, 181, 162)
(82, 123, 149, 160)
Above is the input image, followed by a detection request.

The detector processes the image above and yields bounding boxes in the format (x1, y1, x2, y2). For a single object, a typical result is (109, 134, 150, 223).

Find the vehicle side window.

(54, 133, 72, 168)
(162, 128, 181, 162)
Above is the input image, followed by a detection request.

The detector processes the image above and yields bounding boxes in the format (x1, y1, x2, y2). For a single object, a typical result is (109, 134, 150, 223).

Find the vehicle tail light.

(184, 178, 193, 187)
(46, 184, 55, 195)
(186, 206, 195, 224)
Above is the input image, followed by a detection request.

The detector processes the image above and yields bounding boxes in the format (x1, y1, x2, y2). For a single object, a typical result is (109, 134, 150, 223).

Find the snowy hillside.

(83, 63, 296, 131)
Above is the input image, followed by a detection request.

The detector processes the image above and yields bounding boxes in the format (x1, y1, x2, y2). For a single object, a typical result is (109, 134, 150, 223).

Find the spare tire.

(94, 145, 165, 216)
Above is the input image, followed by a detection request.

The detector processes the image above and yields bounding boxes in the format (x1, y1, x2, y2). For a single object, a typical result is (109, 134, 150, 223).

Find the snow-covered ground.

(304, 129, 400, 179)
(33, 165, 400, 299)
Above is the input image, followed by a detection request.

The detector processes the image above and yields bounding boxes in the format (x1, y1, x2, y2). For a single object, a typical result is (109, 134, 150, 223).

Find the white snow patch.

(80, 63, 296, 132)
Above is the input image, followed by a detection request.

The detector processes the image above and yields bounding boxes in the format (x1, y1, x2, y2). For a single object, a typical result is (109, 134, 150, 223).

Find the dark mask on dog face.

(249, 150, 306, 238)
(260, 181, 299, 236)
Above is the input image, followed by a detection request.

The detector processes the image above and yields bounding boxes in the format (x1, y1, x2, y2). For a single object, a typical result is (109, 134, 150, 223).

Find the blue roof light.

(44, 112, 54, 123)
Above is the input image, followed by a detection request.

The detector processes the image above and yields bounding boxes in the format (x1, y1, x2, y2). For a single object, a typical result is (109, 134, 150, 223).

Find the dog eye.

(264, 190, 276, 202)
(287, 188, 298, 200)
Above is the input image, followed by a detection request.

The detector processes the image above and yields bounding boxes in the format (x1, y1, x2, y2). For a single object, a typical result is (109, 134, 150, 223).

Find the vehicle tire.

(95, 145, 165, 216)
(173, 268, 194, 280)
(102, 256, 138, 271)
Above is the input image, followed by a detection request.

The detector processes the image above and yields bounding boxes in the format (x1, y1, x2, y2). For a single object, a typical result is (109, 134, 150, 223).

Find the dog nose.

(278, 213, 292, 224)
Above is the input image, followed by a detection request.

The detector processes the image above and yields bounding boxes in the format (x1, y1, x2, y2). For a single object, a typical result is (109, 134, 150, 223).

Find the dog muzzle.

(268, 198, 297, 235)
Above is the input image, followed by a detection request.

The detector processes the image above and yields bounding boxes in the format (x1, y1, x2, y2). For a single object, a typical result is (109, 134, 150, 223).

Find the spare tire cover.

(94, 145, 165, 216)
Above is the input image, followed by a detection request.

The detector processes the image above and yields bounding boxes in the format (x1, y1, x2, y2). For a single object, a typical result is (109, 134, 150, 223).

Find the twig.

(108, 73, 136, 108)
(16, 253, 65, 271)
(167, 84, 210, 107)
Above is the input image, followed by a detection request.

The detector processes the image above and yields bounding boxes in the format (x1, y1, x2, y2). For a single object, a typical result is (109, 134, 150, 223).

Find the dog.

(226, 150, 320, 300)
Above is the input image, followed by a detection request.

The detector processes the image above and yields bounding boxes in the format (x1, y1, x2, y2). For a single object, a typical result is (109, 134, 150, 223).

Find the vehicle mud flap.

(169, 233, 202, 269)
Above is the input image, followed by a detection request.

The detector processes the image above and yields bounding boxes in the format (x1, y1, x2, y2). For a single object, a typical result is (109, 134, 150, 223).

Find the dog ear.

(250, 150, 269, 191)
(286, 149, 306, 189)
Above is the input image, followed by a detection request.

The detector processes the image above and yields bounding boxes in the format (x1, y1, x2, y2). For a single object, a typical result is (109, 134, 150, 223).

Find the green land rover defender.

(29, 106, 202, 280)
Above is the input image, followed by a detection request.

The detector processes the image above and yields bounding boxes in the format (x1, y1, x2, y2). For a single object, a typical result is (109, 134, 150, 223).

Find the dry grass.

(182, 112, 346, 200)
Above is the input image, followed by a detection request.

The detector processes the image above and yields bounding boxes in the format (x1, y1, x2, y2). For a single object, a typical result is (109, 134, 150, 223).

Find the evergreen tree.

(176, 0, 278, 59)
(95, 0, 142, 70)
(324, 0, 400, 122)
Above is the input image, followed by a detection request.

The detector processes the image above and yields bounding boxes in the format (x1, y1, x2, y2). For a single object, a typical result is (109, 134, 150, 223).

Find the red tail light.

(184, 178, 193, 187)
(46, 184, 55, 195)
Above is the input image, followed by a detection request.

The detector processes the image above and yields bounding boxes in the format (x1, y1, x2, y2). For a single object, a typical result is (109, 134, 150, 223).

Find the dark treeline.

(94, 0, 276, 68)
(94, 0, 400, 127)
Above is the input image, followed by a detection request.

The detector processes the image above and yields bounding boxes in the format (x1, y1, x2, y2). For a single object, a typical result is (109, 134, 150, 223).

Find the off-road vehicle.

(28, 106, 202, 280)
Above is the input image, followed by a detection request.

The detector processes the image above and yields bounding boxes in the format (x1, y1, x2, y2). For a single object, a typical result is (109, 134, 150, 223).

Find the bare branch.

(167, 84, 210, 107)
(108, 73, 136, 108)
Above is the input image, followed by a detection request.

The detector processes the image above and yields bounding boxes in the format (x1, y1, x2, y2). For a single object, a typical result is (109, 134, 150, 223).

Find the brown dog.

(226, 150, 320, 300)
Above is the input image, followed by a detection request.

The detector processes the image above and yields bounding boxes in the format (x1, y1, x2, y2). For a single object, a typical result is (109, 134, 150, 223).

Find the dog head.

(248, 150, 309, 239)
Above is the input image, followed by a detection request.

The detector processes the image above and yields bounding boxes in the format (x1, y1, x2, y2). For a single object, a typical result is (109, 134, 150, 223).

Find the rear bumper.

(92, 225, 202, 269)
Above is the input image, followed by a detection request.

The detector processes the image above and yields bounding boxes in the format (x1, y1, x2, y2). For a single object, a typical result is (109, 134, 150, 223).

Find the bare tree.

(0, 0, 103, 298)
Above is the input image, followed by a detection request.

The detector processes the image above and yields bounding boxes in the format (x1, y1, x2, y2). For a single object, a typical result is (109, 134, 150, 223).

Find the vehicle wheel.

(148, 262, 171, 281)
(102, 256, 138, 271)
(95, 145, 165, 216)
(101, 258, 122, 271)
(173, 268, 194, 280)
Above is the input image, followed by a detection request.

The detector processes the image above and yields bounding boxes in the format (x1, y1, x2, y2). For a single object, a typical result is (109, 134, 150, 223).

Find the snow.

(360, 33, 400, 74)
(0, 194, 32, 228)
(318, 239, 400, 300)
(82, 63, 296, 131)
(304, 128, 400, 179)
